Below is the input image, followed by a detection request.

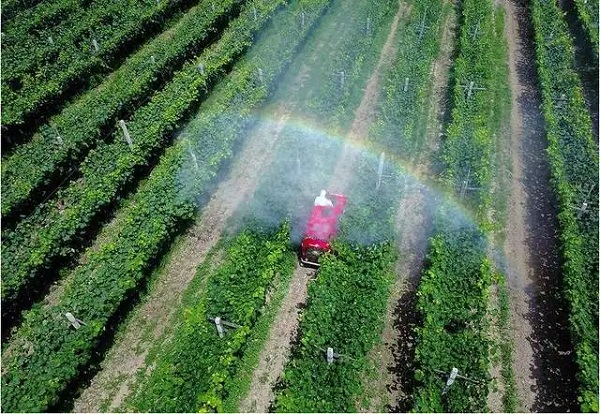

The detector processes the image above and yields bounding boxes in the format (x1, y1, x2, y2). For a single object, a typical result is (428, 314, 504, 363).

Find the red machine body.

(300, 193, 347, 267)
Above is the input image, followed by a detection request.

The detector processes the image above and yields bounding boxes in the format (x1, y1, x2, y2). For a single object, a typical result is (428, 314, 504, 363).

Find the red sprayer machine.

(299, 193, 347, 267)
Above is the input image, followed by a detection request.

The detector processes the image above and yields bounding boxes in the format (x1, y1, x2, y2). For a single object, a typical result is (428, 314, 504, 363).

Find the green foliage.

(373, 0, 447, 158)
(412, 214, 493, 412)
(573, 0, 599, 53)
(0, 1, 332, 411)
(439, 0, 506, 225)
(1, 0, 48, 22)
(1, 0, 283, 318)
(128, 225, 295, 412)
(1, 0, 240, 220)
(273, 242, 396, 412)
(1, 0, 189, 129)
(531, 0, 599, 410)
(412, 0, 508, 410)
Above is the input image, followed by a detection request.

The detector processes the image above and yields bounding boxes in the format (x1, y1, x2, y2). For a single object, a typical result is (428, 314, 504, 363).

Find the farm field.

(1, 0, 598, 412)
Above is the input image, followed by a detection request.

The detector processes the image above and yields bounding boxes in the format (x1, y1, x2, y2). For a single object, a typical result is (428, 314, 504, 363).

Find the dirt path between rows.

(501, 0, 578, 411)
(238, 3, 406, 411)
(363, 5, 456, 411)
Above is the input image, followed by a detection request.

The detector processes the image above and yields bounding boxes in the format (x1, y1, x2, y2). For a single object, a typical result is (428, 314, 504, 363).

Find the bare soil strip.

(238, 4, 406, 412)
(501, 0, 578, 411)
(363, 5, 456, 411)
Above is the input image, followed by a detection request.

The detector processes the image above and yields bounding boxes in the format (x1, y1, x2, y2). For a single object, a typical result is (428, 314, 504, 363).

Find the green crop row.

(2, 0, 84, 54)
(412, 0, 508, 411)
(0, 0, 283, 321)
(2, 0, 170, 80)
(1, 0, 49, 22)
(573, 0, 599, 53)
(274, 242, 396, 412)
(374, 0, 447, 158)
(1, 0, 82, 40)
(1, 0, 240, 222)
(412, 215, 494, 412)
(128, 225, 295, 412)
(531, 0, 599, 411)
(0, 1, 330, 411)
(439, 0, 506, 224)
(1, 0, 191, 131)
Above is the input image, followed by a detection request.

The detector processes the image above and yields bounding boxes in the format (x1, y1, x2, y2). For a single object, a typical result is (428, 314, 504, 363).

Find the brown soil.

(501, 0, 578, 411)
(239, 3, 407, 412)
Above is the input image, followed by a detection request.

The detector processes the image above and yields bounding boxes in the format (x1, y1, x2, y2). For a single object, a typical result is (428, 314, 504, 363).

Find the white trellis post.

(258, 67, 264, 83)
(208, 316, 240, 338)
(326, 347, 334, 365)
(442, 367, 458, 394)
(366, 17, 371, 34)
(119, 120, 133, 147)
(458, 168, 481, 199)
(52, 125, 63, 145)
(253, 6, 257, 21)
(214, 316, 225, 338)
(92, 38, 100, 52)
(377, 152, 385, 190)
(64, 312, 86, 330)
(48, 36, 54, 45)
(403, 77, 410, 92)
(296, 148, 301, 176)
(198, 62, 205, 75)
(417, 13, 430, 40)
(460, 80, 486, 100)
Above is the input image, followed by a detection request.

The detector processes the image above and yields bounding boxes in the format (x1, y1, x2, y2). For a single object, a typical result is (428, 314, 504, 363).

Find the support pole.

(92, 38, 99, 52)
(65, 312, 86, 330)
(442, 367, 458, 394)
(377, 152, 385, 190)
(214, 316, 225, 338)
(119, 120, 132, 147)
(326, 347, 334, 365)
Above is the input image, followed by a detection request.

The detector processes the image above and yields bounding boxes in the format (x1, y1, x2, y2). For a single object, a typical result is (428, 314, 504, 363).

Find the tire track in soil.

(73, 8, 353, 411)
(501, 0, 578, 411)
(363, 5, 456, 411)
(238, 3, 406, 411)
